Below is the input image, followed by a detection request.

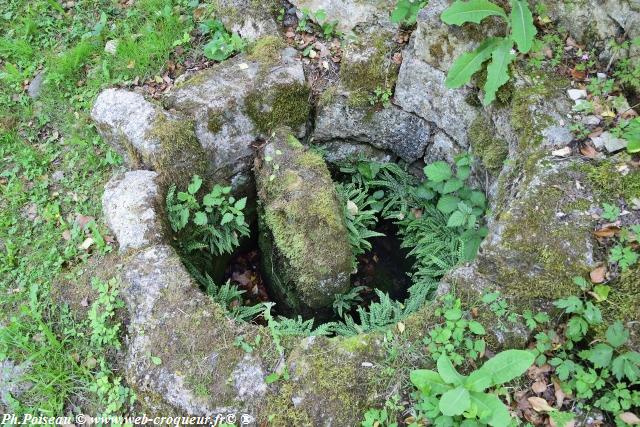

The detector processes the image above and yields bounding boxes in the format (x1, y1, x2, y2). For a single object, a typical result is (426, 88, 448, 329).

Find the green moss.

(245, 83, 311, 134)
(145, 113, 208, 187)
(510, 73, 568, 150)
(207, 109, 224, 134)
(340, 35, 398, 108)
(468, 116, 509, 174)
(579, 160, 640, 203)
(257, 129, 352, 310)
(263, 383, 313, 426)
(600, 265, 640, 337)
(247, 35, 286, 65)
(482, 169, 593, 304)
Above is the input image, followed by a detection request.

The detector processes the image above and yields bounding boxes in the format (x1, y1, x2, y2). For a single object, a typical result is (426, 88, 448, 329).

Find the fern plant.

(336, 183, 385, 265)
(166, 175, 250, 256)
(185, 261, 265, 322)
(333, 285, 366, 318)
(442, 0, 537, 105)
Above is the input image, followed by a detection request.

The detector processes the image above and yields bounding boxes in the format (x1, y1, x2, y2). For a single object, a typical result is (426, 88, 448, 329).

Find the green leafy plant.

(617, 117, 640, 154)
(532, 276, 640, 419)
(166, 175, 249, 256)
(421, 155, 489, 260)
(409, 350, 534, 426)
(201, 19, 246, 61)
(602, 203, 621, 221)
(422, 293, 487, 366)
(333, 286, 366, 318)
(185, 264, 265, 322)
(391, 0, 428, 25)
(368, 86, 393, 108)
(442, 0, 537, 105)
(608, 224, 640, 271)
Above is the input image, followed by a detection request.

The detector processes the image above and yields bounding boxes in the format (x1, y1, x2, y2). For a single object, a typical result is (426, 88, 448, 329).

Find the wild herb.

(442, 0, 537, 105)
(166, 175, 249, 256)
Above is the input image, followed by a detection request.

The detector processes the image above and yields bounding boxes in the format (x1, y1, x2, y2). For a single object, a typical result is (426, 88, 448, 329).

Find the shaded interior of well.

(175, 173, 416, 325)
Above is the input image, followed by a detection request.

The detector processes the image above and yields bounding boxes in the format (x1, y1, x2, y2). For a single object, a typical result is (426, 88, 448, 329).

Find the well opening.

(166, 149, 488, 335)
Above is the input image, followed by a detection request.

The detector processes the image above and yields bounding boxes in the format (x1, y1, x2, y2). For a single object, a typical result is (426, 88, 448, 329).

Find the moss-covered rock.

(468, 115, 508, 174)
(442, 156, 600, 349)
(163, 49, 308, 185)
(255, 128, 352, 311)
(245, 83, 310, 135)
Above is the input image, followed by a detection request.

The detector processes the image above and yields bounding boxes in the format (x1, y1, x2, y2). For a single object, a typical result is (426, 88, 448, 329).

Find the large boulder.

(289, 0, 394, 34)
(163, 48, 309, 181)
(102, 171, 164, 253)
(91, 89, 208, 187)
(255, 128, 352, 312)
(313, 95, 431, 163)
(214, 0, 279, 41)
(92, 49, 309, 189)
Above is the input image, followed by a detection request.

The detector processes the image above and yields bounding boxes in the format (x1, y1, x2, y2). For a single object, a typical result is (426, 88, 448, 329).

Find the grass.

(0, 0, 211, 416)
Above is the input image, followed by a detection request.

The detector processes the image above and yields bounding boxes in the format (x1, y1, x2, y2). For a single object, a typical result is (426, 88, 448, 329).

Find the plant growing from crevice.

(442, 0, 537, 105)
(391, 0, 428, 26)
(333, 285, 366, 318)
(336, 182, 385, 267)
(200, 19, 246, 61)
(166, 174, 249, 256)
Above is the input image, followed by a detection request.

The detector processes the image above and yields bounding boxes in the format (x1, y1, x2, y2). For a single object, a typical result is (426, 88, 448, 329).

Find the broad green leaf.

(465, 370, 492, 392)
(234, 197, 247, 210)
(445, 37, 502, 88)
(509, 0, 537, 54)
(441, 0, 507, 25)
(586, 343, 613, 368)
(439, 387, 471, 416)
(437, 354, 465, 385)
(447, 211, 465, 227)
(457, 165, 471, 180)
(482, 38, 515, 105)
(443, 179, 464, 194)
(410, 369, 451, 394)
(220, 212, 234, 225)
(612, 352, 640, 382)
(628, 137, 640, 153)
(478, 349, 534, 385)
(437, 195, 461, 214)
(193, 211, 208, 226)
(470, 191, 486, 207)
(188, 175, 203, 194)
(470, 392, 511, 427)
(468, 321, 486, 335)
(424, 161, 453, 182)
(607, 320, 630, 348)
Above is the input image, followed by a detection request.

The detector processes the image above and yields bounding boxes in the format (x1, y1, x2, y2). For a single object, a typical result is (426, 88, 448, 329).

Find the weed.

(442, 0, 537, 105)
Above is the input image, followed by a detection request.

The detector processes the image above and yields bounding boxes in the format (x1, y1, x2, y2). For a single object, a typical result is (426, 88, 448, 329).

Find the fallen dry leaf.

(620, 413, 640, 425)
(593, 225, 620, 238)
(78, 237, 94, 250)
(552, 377, 566, 408)
(532, 380, 548, 394)
(528, 396, 554, 412)
(397, 322, 405, 334)
(580, 144, 598, 158)
(590, 266, 606, 283)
